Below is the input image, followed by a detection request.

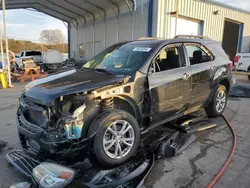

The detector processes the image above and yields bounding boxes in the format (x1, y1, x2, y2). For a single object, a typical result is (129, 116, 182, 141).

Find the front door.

(148, 44, 192, 122)
(183, 43, 214, 109)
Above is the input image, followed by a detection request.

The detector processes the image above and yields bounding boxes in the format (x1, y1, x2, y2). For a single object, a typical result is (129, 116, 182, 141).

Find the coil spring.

(101, 98, 114, 111)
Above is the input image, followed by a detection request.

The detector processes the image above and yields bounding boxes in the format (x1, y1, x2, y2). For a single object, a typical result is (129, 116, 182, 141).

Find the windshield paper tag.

(133, 47, 151, 52)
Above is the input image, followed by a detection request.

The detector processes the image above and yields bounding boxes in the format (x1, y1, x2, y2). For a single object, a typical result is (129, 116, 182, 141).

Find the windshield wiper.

(94, 68, 113, 75)
(82, 67, 91, 70)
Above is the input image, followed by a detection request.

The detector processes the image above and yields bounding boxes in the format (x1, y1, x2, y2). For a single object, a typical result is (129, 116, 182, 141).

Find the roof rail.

(137, 37, 160, 40)
(174, 35, 211, 39)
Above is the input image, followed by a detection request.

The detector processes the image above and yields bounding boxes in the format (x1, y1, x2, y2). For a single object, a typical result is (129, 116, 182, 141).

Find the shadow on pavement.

(229, 82, 250, 98)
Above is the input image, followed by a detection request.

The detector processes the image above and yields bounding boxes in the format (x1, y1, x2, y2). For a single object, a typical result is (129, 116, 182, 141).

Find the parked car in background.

(16, 50, 42, 66)
(235, 53, 250, 71)
(18, 36, 233, 167)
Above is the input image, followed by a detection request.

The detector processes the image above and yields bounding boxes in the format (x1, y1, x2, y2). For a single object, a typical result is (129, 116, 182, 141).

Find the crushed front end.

(17, 93, 94, 162)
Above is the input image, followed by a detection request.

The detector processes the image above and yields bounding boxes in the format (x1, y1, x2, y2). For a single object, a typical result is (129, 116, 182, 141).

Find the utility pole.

(41, 39, 44, 52)
(2, 0, 13, 87)
(0, 25, 4, 67)
(175, 0, 179, 37)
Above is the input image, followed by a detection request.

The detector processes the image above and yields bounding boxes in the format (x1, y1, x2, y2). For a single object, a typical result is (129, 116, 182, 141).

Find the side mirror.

(149, 67, 154, 74)
(148, 62, 155, 75)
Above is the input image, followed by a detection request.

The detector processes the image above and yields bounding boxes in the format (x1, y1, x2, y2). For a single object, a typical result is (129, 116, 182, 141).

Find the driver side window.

(150, 44, 184, 74)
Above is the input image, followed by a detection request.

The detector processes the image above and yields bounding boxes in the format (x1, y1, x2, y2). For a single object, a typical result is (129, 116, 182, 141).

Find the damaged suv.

(18, 36, 232, 166)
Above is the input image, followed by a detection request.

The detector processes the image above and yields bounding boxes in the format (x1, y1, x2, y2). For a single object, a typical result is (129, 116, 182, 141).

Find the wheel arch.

(206, 77, 230, 106)
(112, 95, 142, 125)
(219, 78, 230, 94)
(84, 95, 142, 138)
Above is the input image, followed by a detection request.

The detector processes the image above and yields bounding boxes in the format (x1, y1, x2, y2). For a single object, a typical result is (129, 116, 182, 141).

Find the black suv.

(18, 36, 232, 166)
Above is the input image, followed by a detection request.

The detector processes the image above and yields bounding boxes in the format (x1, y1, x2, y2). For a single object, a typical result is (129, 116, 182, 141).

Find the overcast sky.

(213, 0, 250, 10)
(0, 9, 67, 43)
(0, 0, 249, 42)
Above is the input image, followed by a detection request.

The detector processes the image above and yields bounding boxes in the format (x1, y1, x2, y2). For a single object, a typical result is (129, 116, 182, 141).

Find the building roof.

(1, 0, 136, 27)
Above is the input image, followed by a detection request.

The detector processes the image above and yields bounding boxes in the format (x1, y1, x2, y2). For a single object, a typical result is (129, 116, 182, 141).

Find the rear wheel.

(205, 85, 227, 117)
(87, 109, 140, 167)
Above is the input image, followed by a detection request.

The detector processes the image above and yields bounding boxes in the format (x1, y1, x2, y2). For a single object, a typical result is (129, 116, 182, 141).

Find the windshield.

(83, 42, 154, 74)
(26, 51, 42, 56)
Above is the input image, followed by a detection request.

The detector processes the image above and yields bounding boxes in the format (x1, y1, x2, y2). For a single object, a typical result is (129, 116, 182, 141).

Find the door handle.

(182, 73, 190, 80)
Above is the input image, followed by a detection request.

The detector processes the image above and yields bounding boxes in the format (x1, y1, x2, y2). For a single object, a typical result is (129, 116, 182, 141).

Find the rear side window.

(185, 44, 214, 65)
(26, 51, 42, 56)
(206, 43, 227, 58)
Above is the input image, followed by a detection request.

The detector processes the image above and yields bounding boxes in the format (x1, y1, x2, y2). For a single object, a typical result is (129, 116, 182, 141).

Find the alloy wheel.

(103, 120, 135, 159)
(216, 90, 226, 113)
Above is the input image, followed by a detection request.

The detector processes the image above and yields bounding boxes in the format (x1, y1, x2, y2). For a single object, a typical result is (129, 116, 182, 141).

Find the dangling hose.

(207, 114, 237, 188)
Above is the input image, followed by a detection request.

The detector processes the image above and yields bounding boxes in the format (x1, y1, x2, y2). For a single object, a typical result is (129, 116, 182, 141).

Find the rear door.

(148, 43, 192, 122)
(183, 43, 214, 109)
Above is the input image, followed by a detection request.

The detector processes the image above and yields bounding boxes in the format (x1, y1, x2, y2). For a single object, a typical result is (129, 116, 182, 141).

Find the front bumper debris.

(6, 150, 40, 177)
(9, 114, 217, 187)
(17, 108, 95, 161)
(6, 127, 195, 187)
(7, 149, 154, 188)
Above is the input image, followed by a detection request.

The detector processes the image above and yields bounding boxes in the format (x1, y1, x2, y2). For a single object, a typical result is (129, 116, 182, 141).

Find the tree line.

(2, 29, 68, 54)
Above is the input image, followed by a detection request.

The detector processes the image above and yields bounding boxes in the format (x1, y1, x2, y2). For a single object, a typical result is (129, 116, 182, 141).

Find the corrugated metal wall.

(70, 0, 250, 60)
(155, 0, 250, 52)
(70, 0, 149, 61)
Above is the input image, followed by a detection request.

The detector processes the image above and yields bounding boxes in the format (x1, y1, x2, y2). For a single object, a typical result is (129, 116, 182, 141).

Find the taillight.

(229, 61, 233, 70)
(234, 55, 241, 63)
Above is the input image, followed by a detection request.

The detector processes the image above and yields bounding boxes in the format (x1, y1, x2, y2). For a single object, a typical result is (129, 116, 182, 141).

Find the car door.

(183, 43, 214, 109)
(148, 43, 192, 122)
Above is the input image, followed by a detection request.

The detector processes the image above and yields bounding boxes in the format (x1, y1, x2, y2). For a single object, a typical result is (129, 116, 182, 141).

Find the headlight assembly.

(64, 104, 86, 140)
(32, 162, 75, 188)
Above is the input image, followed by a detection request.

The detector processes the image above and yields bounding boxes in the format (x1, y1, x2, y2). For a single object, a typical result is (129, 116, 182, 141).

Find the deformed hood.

(24, 69, 125, 105)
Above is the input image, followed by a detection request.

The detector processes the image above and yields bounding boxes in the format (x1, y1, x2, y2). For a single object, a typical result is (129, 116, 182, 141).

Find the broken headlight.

(32, 162, 75, 188)
(64, 104, 86, 140)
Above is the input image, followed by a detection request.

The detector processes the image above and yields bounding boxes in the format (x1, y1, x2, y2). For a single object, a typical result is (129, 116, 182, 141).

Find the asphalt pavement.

(0, 78, 250, 188)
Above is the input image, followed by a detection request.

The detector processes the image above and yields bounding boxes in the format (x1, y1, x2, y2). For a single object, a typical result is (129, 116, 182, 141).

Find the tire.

(205, 85, 227, 117)
(87, 109, 140, 167)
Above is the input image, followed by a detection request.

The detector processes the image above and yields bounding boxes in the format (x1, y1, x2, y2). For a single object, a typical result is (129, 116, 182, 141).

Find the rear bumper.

(236, 63, 248, 72)
(230, 73, 236, 86)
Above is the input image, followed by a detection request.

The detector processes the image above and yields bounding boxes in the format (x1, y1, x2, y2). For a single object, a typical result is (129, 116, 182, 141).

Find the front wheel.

(205, 85, 227, 117)
(87, 109, 140, 167)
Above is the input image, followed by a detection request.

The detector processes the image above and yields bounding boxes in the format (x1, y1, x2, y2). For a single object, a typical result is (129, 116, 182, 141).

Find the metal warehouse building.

(3, 0, 250, 61)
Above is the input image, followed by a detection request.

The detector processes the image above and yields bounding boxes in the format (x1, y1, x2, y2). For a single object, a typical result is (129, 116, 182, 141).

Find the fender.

(206, 67, 231, 105)
(99, 94, 142, 125)
(212, 67, 228, 82)
(114, 94, 142, 124)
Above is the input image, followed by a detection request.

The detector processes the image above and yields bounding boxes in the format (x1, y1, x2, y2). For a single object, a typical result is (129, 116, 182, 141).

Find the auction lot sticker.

(133, 47, 152, 52)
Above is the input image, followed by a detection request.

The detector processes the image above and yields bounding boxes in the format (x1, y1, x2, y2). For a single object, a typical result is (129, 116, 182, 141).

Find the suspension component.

(101, 98, 114, 111)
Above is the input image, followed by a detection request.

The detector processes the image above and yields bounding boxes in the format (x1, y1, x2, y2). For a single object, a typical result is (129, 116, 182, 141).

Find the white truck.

(16, 50, 43, 66)
(234, 53, 250, 80)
